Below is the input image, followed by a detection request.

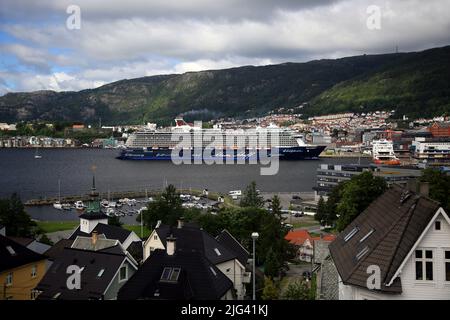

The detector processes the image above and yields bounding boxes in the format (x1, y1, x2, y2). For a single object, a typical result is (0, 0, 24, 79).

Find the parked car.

(302, 271, 312, 280)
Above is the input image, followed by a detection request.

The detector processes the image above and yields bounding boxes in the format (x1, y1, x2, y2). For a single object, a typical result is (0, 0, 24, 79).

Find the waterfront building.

(314, 163, 422, 200)
(412, 137, 450, 163)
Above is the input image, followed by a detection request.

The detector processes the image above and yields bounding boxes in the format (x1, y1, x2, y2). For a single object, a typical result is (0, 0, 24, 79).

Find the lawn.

(36, 221, 79, 233)
(123, 225, 152, 239)
(37, 221, 151, 239)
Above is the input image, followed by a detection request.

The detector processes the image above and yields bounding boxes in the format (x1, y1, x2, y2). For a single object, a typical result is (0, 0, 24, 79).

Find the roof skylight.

(6, 246, 16, 256)
(344, 227, 359, 242)
(356, 246, 370, 260)
(359, 229, 375, 243)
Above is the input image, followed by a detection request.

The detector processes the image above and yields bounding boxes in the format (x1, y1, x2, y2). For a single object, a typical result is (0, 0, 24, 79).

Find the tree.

(270, 195, 282, 220)
(261, 276, 279, 300)
(264, 247, 280, 279)
(141, 184, 183, 228)
(336, 172, 387, 231)
(282, 280, 311, 300)
(315, 196, 326, 225)
(420, 168, 450, 213)
(108, 215, 123, 227)
(240, 181, 264, 208)
(39, 234, 54, 246)
(0, 194, 37, 237)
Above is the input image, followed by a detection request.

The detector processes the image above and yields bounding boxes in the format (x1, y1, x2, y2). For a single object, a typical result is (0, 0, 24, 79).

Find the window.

(356, 246, 370, 261)
(97, 269, 105, 278)
(6, 272, 13, 286)
(415, 249, 433, 281)
(154, 235, 158, 240)
(119, 266, 127, 282)
(360, 229, 375, 243)
(214, 248, 221, 256)
(445, 251, 450, 282)
(169, 268, 181, 281)
(53, 292, 61, 299)
(435, 221, 441, 230)
(6, 246, 16, 256)
(161, 267, 172, 281)
(31, 265, 37, 278)
(344, 227, 359, 242)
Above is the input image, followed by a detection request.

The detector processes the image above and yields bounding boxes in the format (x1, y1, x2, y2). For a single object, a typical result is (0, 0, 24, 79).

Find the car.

(292, 195, 301, 200)
(294, 212, 303, 217)
(302, 271, 312, 280)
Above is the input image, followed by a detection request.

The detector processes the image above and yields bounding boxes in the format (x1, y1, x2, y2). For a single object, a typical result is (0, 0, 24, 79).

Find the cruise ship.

(372, 139, 400, 165)
(117, 119, 326, 161)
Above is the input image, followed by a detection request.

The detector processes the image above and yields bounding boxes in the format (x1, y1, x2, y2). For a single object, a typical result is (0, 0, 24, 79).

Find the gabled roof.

(71, 235, 119, 251)
(36, 247, 128, 300)
(8, 236, 34, 247)
(117, 249, 233, 300)
(0, 234, 47, 273)
(216, 229, 250, 266)
(78, 212, 108, 220)
(154, 224, 237, 265)
(329, 185, 441, 293)
(285, 230, 336, 246)
(69, 223, 132, 244)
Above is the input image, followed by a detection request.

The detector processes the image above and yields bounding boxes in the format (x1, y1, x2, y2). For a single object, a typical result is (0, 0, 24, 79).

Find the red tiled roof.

(285, 230, 335, 246)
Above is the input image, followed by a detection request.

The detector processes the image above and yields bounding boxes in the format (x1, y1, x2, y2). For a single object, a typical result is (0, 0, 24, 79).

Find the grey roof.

(71, 235, 119, 251)
(69, 223, 132, 244)
(0, 234, 47, 273)
(117, 249, 233, 300)
(27, 240, 51, 255)
(313, 239, 333, 265)
(78, 212, 108, 220)
(36, 247, 127, 300)
(216, 229, 250, 267)
(155, 224, 237, 265)
(329, 184, 440, 293)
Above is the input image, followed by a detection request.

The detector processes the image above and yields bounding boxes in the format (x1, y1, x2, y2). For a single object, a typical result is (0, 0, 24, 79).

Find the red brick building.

(429, 122, 450, 137)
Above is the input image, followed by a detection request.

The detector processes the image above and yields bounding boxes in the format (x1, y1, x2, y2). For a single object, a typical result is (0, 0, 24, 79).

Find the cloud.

(0, 0, 449, 94)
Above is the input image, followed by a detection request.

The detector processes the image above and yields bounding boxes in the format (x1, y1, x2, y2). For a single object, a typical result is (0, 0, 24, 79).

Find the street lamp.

(251, 232, 259, 301)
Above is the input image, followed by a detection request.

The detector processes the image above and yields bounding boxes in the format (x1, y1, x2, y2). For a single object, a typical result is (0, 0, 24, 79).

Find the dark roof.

(127, 241, 143, 263)
(44, 239, 74, 261)
(69, 223, 132, 244)
(36, 247, 127, 300)
(117, 249, 233, 300)
(8, 236, 34, 247)
(216, 229, 250, 267)
(329, 184, 440, 293)
(78, 212, 108, 220)
(155, 224, 237, 265)
(0, 234, 47, 273)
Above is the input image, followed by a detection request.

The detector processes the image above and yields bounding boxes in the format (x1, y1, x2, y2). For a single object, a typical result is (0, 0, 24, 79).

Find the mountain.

(1, 46, 449, 124)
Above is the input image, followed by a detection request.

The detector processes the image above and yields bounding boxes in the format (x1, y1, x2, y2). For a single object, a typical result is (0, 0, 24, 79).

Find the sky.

(0, 0, 449, 95)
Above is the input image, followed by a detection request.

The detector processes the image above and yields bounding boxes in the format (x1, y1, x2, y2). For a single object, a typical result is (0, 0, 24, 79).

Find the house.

(8, 236, 51, 255)
(429, 122, 450, 137)
(329, 184, 450, 300)
(285, 230, 336, 262)
(66, 176, 142, 263)
(118, 237, 235, 300)
(0, 234, 48, 300)
(143, 220, 251, 299)
(313, 239, 339, 300)
(35, 246, 137, 300)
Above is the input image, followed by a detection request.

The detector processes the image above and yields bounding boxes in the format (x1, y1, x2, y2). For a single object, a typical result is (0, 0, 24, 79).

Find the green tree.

(141, 184, 183, 228)
(39, 234, 54, 246)
(264, 246, 280, 279)
(282, 280, 311, 300)
(108, 215, 124, 227)
(261, 276, 279, 300)
(240, 181, 264, 208)
(315, 196, 326, 224)
(0, 194, 37, 237)
(420, 168, 450, 212)
(336, 172, 387, 231)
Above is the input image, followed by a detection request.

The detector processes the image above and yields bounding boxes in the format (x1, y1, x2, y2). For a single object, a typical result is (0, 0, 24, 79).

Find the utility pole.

(251, 232, 259, 300)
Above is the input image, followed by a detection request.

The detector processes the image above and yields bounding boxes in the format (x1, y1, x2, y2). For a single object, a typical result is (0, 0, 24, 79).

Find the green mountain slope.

(0, 46, 449, 124)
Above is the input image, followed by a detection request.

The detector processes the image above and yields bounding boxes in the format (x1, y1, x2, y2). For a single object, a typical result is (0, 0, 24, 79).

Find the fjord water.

(1, 148, 371, 199)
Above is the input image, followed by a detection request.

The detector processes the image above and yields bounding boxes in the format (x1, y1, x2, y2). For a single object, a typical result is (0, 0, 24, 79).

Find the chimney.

(407, 178, 418, 193)
(166, 235, 176, 256)
(177, 217, 184, 229)
(419, 182, 430, 197)
(92, 231, 98, 246)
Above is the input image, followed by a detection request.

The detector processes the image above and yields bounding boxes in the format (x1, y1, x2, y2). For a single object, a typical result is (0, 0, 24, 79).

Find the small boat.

(101, 199, 109, 208)
(75, 201, 85, 210)
(34, 147, 42, 159)
(106, 207, 115, 217)
(53, 202, 63, 210)
(62, 203, 72, 210)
